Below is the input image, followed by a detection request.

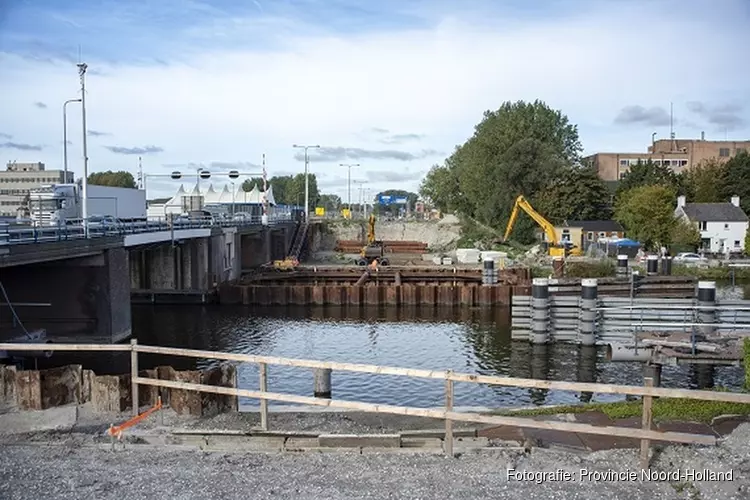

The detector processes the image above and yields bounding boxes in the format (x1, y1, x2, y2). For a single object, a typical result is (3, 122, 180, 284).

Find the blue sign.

(378, 195, 408, 205)
(394, 197, 408, 204)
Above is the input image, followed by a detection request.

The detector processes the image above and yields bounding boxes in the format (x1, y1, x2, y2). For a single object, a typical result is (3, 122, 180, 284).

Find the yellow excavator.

(356, 214, 390, 266)
(503, 195, 582, 257)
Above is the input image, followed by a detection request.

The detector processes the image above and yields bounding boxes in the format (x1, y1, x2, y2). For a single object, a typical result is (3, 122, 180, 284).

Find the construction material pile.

(335, 240, 428, 254)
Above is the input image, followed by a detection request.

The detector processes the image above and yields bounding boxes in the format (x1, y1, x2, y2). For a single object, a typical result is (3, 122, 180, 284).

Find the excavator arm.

(503, 195, 560, 245)
(367, 214, 376, 244)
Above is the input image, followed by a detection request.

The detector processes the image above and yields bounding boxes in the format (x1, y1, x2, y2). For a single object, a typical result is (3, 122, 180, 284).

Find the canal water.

(34, 283, 748, 410)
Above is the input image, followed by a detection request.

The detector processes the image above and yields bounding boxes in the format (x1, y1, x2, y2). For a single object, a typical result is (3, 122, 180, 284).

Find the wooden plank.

(640, 377, 654, 469)
(132, 377, 716, 446)
(445, 375, 454, 458)
(259, 362, 268, 431)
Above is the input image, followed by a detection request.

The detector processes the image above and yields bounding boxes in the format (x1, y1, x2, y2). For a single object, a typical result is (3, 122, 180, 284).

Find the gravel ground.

(1, 420, 748, 499)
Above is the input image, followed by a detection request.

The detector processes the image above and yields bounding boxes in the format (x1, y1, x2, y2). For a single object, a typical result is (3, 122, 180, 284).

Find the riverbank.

(1, 405, 748, 499)
(531, 259, 750, 282)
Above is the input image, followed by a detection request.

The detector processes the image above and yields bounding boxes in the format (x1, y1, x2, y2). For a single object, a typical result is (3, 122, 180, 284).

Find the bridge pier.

(1, 247, 131, 342)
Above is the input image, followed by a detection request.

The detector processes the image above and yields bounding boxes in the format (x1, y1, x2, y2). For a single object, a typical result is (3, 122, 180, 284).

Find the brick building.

(585, 136, 750, 181)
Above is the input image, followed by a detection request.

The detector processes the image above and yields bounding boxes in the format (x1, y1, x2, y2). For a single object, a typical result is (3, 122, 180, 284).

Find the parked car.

(673, 252, 708, 264)
(88, 215, 122, 231)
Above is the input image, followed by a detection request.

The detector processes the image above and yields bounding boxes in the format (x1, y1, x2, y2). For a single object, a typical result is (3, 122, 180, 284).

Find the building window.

(629, 159, 639, 166)
(700, 221, 707, 231)
(724, 223, 729, 229)
(719, 148, 730, 157)
(680, 160, 688, 166)
(619, 159, 628, 167)
(735, 240, 741, 247)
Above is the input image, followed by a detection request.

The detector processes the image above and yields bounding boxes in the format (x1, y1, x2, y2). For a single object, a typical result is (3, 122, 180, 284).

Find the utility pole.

(292, 144, 320, 219)
(77, 62, 89, 237)
(340, 163, 360, 216)
(63, 98, 81, 182)
(138, 156, 144, 190)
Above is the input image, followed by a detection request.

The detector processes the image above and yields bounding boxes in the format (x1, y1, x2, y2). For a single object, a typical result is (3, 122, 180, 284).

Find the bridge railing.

(0, 213, 294, 246)
(1, 340, 747, 467)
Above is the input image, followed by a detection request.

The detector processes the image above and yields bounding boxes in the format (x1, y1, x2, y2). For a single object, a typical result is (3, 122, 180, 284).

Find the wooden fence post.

(445, 371, 454, 457)
(130, 339, 139, 417)
(259, 362, 268, 431)
(640, 377, 654, 469)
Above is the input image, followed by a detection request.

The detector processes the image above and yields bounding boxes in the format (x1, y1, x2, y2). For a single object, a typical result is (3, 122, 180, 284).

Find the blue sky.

(1, 0, 749, 200)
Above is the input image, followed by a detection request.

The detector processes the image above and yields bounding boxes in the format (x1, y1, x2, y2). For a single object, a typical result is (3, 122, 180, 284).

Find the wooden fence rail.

(2, 341, 749, 469)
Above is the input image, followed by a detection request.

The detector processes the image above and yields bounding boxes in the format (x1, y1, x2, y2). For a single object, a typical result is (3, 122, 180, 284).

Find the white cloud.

(0, 0, 748, 200)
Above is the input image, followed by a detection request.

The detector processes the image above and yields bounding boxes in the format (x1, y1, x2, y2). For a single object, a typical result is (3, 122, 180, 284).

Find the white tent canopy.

(147, 182, 277, 218)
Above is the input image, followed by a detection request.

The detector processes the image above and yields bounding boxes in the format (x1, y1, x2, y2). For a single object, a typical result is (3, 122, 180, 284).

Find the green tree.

(87, 170, 137, 188)
(744, 227, 750, 256)
(670, 218, 701, 251)
(318, 194, 342, 212)
(681, 159, 727, 203)
(419, 100, 581, 243)
(614, 185, 677, 250)
(372, 189, 419, 216)
(722, 150, 750, 213)
(536, 166, 612, 223)
(615, 160, 681, 199)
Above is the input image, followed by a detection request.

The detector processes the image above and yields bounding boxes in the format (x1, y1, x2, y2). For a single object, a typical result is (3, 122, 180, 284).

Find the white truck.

(29, 183, 147, 226)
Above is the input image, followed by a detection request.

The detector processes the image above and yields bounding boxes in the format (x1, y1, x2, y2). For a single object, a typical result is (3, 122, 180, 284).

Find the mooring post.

(661, 256, 672, 276)
(130, 339, 139, 417)
(482, 256, 496, 285)
(444, 371, 454, 458)
(646, 255, 658, 276)
(616, 254, 628, 278)
(579, 278, 597, 346)
(531, 278, 549, 344)
(644, 363, 662, 388)
(696, 281, 716, 341)
(313, 368, 332, 398)
(259, 362, 268, 430)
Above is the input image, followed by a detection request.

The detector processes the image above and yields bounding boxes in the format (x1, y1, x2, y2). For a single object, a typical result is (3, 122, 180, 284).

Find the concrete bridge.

(0, 219, 301, 344)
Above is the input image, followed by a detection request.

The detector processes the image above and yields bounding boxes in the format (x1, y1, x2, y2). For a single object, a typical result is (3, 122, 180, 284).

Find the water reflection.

(26, 304, 746, 409)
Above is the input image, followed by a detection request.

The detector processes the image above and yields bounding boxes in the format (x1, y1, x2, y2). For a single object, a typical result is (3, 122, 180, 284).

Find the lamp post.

(292, 144, 320, 220)
(77, 62, 89, 237)
(339, 163, 360, 215)
(230, 181, 236, 215)
(63, 98, 81, 182)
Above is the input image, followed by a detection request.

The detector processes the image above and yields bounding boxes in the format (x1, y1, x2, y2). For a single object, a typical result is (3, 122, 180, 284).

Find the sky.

(1, 0, 749, 202)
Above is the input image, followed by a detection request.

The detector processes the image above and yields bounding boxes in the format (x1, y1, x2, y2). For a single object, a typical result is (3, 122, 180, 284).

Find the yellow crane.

(503, 195, 582, 257)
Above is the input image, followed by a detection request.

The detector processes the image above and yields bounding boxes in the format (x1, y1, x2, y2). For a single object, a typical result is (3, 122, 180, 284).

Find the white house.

(674, 195, 748, 254)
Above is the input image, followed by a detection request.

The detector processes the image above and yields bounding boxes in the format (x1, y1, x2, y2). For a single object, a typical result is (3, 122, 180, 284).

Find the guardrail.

(0, 214, 293, 245)
(1, 341, 747, 467)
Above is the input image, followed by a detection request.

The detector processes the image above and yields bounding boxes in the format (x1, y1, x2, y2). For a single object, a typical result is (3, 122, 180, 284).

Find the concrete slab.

(477, 425, 524, 443)
(318, 434, 401, 448)
(571, 411, 614, 427)
(0, 405, 78, 434)
(284, 437, 319, 450)
(710, 415, 749, 436)
(401, 437, 443, 448)
(400, 428, 477, 438)
(452, 437, 490, 449)
(523, 428, 586, 451)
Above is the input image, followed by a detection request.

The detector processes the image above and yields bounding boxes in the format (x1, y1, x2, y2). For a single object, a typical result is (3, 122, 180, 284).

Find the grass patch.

(564, 260, 616, 278)
(491, 395, 750, 423)
(671, 264, 750, 280)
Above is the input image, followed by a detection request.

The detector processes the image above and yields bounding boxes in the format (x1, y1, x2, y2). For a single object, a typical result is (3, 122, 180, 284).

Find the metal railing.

(1, 340, 748, 468)
(0, 213, 294, 246)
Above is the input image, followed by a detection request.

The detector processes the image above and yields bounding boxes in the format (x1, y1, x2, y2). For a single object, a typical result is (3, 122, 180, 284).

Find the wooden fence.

(2, 341, 749, 468)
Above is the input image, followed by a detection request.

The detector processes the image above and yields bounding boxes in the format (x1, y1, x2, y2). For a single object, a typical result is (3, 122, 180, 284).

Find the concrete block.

(401, 437, 443, 448)
(318, 434, 401, 448)
(171, 370, 202, 416)
(39, 365, 82, 409)
(15, 370, 42, 410)
(361, 447, 442, 455)
(284, 437, 319, 450)
(400, 428, 478, 438)
(453, 437, 490, 449)
(200, 364, 238, 417)
(1, 365, 17, 407)
(92, 375, 123, 412)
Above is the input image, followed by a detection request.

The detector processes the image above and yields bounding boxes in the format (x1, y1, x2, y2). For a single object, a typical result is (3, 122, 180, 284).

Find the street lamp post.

(77, 62, 89, 237)
(292, 144, 320, 220)
(63, 98, 81, 182)
(339, 163, 360, 215)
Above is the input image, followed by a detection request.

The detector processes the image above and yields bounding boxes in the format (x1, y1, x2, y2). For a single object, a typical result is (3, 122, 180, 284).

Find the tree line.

(418, 99, 750, 251)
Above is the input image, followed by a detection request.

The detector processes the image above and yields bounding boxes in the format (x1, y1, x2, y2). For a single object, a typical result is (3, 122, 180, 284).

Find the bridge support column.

(96, 247, 132, 342)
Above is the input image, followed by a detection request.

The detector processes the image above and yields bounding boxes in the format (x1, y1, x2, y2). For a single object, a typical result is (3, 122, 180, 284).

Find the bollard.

(579, 278, 597, 346)
(646, 255, 658, 276)
(482, 256, 496, 285)
(662, 257, 672, 276)
(313, 368, 332, 398)
(531, 278, 549, 344)
(616, 254, 628, 277)
(644, 363, 662, 388)
(696, 281, 716, 341)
